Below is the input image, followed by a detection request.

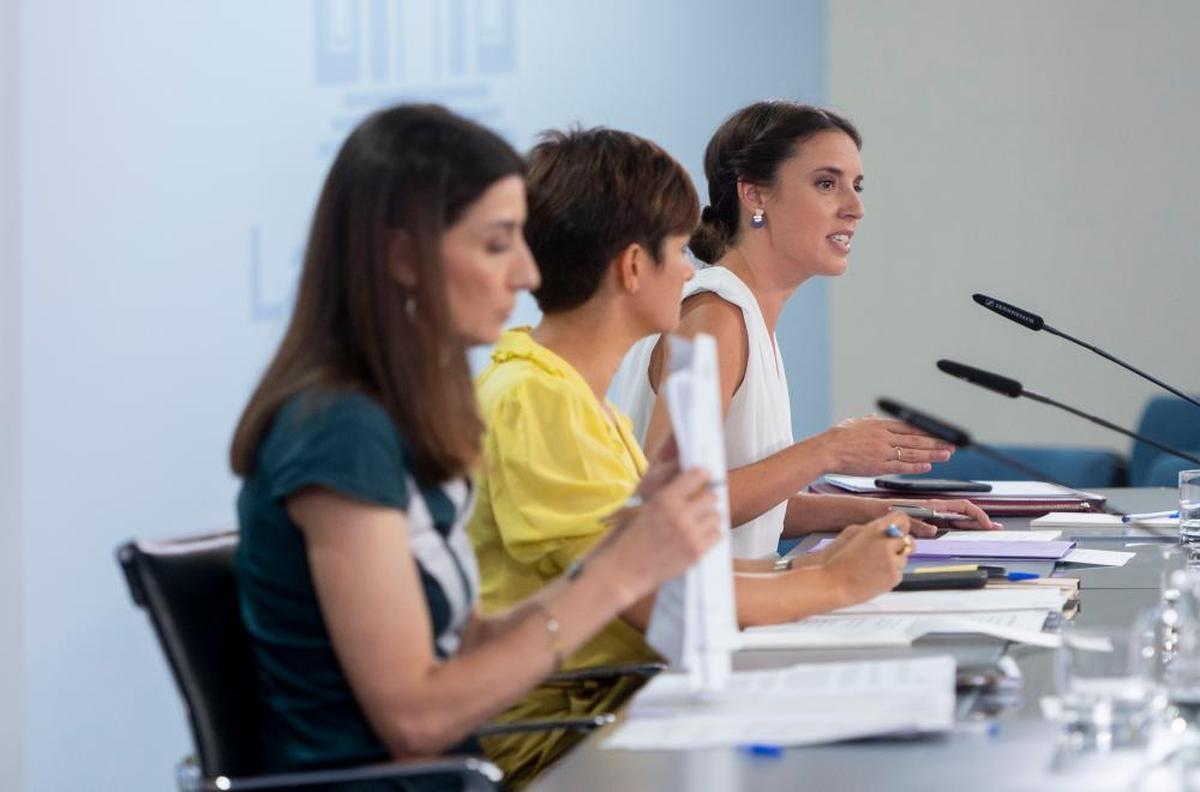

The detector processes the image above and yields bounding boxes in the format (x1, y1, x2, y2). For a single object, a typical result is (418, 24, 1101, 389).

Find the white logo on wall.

(249, 0, 517, 322)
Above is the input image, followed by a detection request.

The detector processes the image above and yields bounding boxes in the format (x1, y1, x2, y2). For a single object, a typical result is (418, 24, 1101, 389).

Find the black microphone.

(877, 398, 971, 447)
(973, 293, 1200, 411)
(936, 360, 1022, 399)
(936, 358, 1200, 466)
(877, 398, 1062, 483)
(878, 398, 1176, 529)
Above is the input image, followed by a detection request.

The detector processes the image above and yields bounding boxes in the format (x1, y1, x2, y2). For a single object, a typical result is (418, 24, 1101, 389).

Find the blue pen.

(740, 743, 784, 757)
(1121, 510, 1179, 523)
(1005, 572, 1040, 582)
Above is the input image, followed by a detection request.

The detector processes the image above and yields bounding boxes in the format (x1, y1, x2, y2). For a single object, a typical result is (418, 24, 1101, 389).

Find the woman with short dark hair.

(467, 126, 917, 785)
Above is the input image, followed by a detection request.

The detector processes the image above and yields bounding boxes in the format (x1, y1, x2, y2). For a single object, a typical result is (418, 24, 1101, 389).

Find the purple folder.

(810, 538, 1075, 560)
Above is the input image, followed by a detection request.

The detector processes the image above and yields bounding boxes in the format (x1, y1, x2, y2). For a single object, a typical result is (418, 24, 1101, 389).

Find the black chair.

(118, 530, 504, 790)
(1130, 395, 1200, 486)
(119, 531, 630, 791)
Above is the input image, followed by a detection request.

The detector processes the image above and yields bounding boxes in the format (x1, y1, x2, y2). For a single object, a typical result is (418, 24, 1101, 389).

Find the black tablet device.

(874, 475, 992, 493)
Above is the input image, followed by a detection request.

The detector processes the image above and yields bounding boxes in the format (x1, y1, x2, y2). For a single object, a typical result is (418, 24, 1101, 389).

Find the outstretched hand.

(821, 415, 955, 476)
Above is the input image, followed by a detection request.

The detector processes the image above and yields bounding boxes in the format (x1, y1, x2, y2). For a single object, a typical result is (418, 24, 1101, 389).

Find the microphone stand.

(1021, 388, 1200, 466)
(1038, 322, 1200, 410)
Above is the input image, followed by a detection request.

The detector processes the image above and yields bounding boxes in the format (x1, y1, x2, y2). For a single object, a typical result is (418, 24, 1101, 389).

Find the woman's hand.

(820, 513, 913, 606)
(889, 498, 1000, 532)
(609, 466, 722, 597)
(817, 416, 954, 476)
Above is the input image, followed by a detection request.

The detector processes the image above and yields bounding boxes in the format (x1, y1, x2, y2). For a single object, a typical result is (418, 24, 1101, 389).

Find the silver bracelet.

(773, 556, 794, 573)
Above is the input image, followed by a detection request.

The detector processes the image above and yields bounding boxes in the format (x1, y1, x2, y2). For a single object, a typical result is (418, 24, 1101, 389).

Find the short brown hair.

(525, 127, 699, 313)
(230, 104, 524, 484)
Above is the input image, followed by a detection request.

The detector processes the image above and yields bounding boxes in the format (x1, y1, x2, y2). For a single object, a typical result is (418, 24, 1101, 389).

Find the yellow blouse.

(468, 327, 658, 785)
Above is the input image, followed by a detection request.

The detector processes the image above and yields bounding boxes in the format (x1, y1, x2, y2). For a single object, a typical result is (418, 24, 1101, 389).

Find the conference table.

(530, 487, 1185, 792)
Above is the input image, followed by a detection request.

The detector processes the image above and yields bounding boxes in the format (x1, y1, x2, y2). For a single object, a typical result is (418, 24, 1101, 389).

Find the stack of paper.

(738, 587, 1067, 651)
(811, 537, 1075, 560)
(822, 476, 1096, 500)
(603, 656, 956, 750)
(741, 611, 1059, 650)
(939, 523, 1134, 567)
(939, 529, 1062, 541)
(833, 587, 1068, 615)
(1060, 548, 1135, 567)
(813, 475, 1107, 515)
(1032, 512, 1179, 530)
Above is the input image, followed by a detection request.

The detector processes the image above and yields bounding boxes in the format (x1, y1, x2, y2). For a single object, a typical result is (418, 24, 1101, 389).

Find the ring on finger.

(901, 534, 914, 554)
(895, 447, 902, 462)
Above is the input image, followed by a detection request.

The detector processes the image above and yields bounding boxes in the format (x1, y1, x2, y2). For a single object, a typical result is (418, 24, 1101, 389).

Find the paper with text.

(604, 656, 956, 750)
(835, 587, 1068, 615)
(939, 529, 1062, 542)
(1062, 548, 1135, 567)
(740, 610, 1058, 649)
(645, 334, 738, 693)
(1032, 512, 1179, 530)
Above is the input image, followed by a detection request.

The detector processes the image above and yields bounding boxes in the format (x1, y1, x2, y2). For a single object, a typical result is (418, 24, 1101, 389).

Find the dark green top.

(236, 389, 481, 790)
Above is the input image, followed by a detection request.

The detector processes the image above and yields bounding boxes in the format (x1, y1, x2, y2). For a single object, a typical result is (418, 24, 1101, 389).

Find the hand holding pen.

(889, 500, 1002, 532)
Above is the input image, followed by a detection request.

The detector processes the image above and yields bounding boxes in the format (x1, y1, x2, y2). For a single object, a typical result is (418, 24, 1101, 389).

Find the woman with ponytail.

(612, 101, 997, 559)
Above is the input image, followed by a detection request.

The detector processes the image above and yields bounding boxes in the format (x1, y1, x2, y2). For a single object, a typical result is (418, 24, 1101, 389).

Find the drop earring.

(750, 208, 766, 229)
(404, 294, 417, 320)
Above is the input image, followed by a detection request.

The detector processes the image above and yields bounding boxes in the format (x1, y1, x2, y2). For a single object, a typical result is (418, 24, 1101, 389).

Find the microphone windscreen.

(936, 359, 1024, 398)
(876, 398, 972, 447)
(972, 293, 1045, 331)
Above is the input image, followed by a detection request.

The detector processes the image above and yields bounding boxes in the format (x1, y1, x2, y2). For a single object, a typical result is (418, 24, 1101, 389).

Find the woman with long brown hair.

(230, 104, 720, 788)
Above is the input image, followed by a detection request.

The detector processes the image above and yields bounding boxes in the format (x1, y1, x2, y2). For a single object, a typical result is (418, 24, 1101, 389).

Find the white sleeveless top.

(611, 266, 794, 558)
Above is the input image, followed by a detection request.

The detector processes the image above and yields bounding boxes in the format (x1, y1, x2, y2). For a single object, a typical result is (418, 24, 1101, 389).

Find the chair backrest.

(926, 445, 1126, 489)
(1131, 396, 1200, 486)
(117, 531, 261, 779)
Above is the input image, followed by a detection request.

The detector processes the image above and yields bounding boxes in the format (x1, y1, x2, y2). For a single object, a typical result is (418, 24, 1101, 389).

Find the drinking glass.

(1057, 622, 1158, 750)
(1167, 571, 1200, 732)
(1180, 470, 1200, 543)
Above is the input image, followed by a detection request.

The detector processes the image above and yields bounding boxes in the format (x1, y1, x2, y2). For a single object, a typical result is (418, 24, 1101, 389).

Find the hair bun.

(700, 205, 715, 223)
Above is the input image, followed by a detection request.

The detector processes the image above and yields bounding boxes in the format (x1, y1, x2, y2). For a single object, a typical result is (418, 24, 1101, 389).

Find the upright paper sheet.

(644, 334, 738, 693)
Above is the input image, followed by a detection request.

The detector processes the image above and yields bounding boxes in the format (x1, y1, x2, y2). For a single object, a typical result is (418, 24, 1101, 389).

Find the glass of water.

(1057, 623, 1158, 751)
(1181, 470, 1200, 542)
(1167, 571, 1200, 731)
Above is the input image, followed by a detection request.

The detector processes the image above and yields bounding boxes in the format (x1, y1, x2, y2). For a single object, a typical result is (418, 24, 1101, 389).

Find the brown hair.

(690, 101, 861, 263)
(230, 104, 524, 484)
(524, 127, 699, 313)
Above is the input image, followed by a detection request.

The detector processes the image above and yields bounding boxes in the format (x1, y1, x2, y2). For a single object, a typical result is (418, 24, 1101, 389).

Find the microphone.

(877, 398, 1061, 483)
(877, 398, 1174, 529)
(972, 293, 1200, 411)
(936, 360, 1022, 399)
(876, 397, 971, 447)
(936, 358, 1200, 466)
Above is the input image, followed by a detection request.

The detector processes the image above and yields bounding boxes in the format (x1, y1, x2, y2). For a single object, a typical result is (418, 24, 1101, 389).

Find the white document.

(939, 529, 1062, 542)
(740, 610, 1058, 650)
(1031, 512, 1122, 528)
(834, 587, 1068, 615)
(645, 335, 738, 694)
(603, 656, 956, 750)
(1031, 512, 1178, 530)
(1061, 548, 1135, 567)
(823, 475, 1093, 500)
